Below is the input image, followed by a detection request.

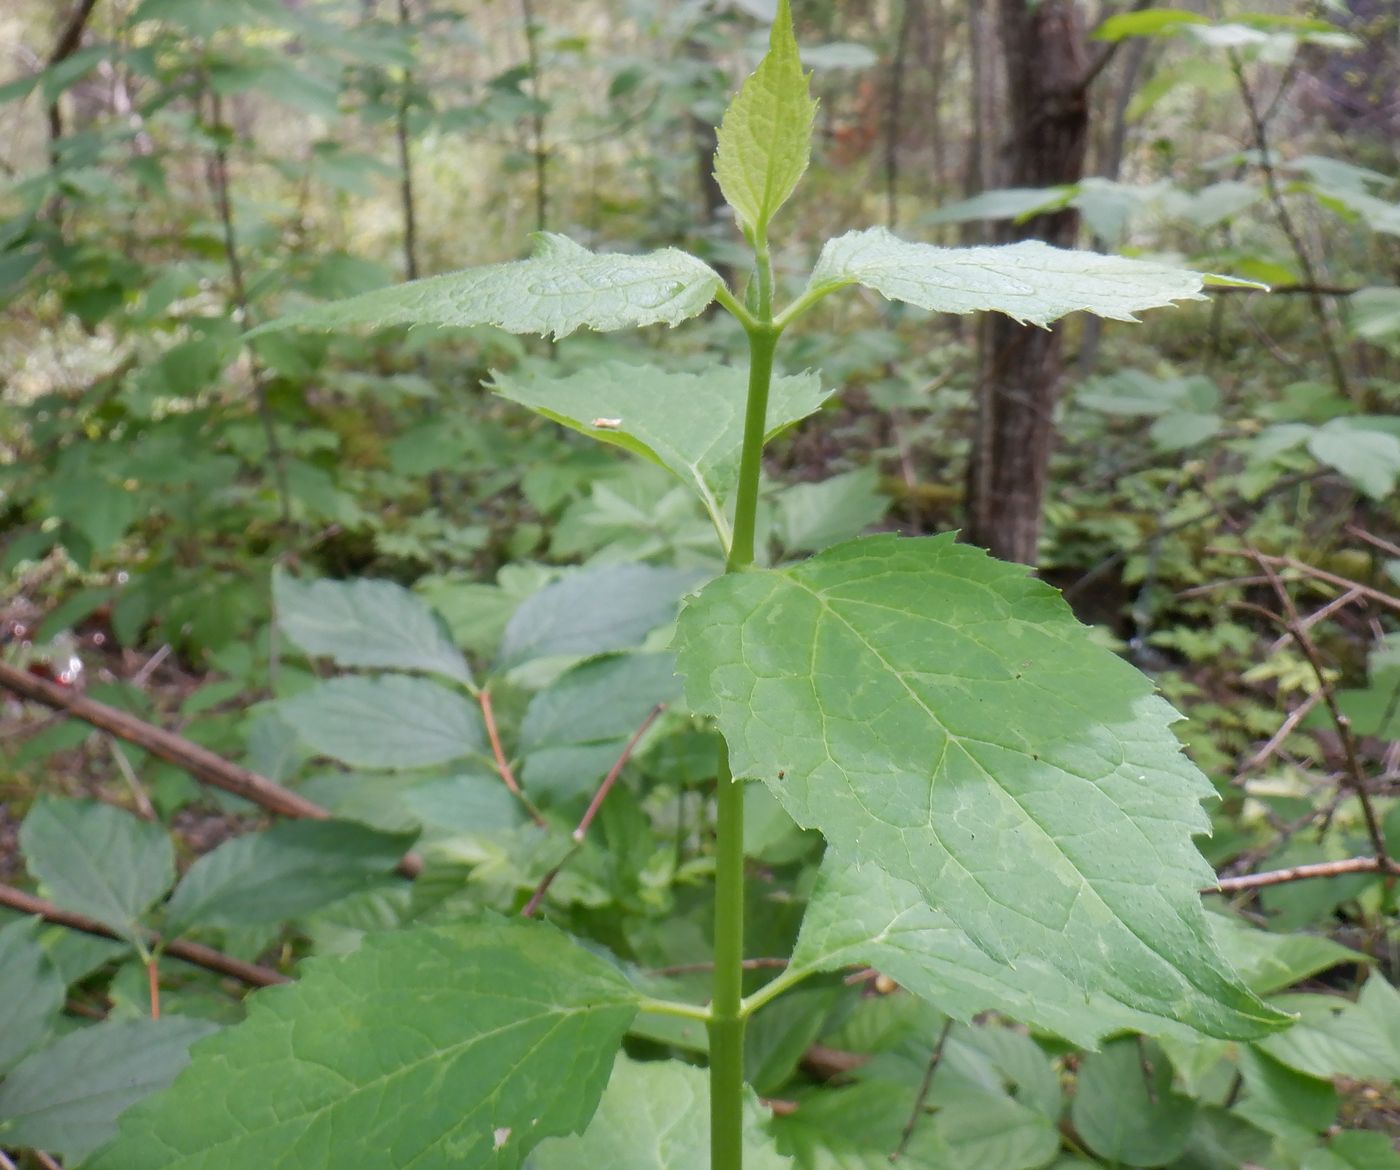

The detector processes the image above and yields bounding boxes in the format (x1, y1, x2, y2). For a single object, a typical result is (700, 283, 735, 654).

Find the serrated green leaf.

(1206, 912, 1364, 996)
(273, 567, 472, 684)
(675, 534, 1287, 1039)
(492, 361, 831, 548)
(163, 820, 417, 935)
(792, 855, 1207, 1046)
(248, 233, 721, 341)
(774, 467, 887, 554)
(280, 674, 484, 768)
(1307, 418, 1400, 499)
(531, 1055, 791, 1170)
(1257, 977, 1400, 1082)
(805, 228, 1210, 326)
(1303, 1131, 1400, 1170)
(0, 918, 65, 1074)
(1071, 1038, 1197, 1166)
(713, 0, 815, 238)
(0, 1016, 218, 1163)
(499, 563, 704, 670)
(20, 799, 174, 947)
(88, 920, 638, 1170)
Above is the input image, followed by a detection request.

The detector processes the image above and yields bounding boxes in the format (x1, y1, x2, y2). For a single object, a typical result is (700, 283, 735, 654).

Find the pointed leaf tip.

(714, 0, 816, 239)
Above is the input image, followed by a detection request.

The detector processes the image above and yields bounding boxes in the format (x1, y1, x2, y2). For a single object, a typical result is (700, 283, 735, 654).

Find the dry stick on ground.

(0, 883, 288, 988)
(0, 660, 423, 879)
(520, 703, 666, 918)
(1206, 549, 1400, 618)
(478, 688, 546, 827)
(1229, 547, 1393, 868)
(891, 1017, 955, 1163)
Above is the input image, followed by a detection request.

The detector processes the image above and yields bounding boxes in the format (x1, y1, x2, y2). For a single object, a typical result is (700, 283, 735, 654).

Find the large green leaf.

(498, 563, 703, 670)
(280, 674, 484, 768)
(20, 798, 174, 946)
(163, 820, 417, 935)
(804, 228, 1215, 326)
(273, 568, 472, 685)
(1071, 1038, 1197, 1167)
(248, 233, 721, 340)
(89, 920, 639, 1170)
(0, 918, 65, 1074)
(713, 0, 815, 238)
(492, 361, 831, 548)
(791, 855, 1195, 1046)
(530, 1055, 791, 1170)
(675, 534, 1286, 1039)
(0, 1016, 218, 1163)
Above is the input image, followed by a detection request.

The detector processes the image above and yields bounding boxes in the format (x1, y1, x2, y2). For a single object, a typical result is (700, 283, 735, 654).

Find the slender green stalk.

(710, 245, 782, 1170)
(727, 325, 778, 575)
(710, 745, 747, 1170)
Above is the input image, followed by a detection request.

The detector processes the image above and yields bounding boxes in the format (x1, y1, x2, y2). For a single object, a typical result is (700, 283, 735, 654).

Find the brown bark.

(964, 1, 1090, 565)
(0, 660, 422, 878)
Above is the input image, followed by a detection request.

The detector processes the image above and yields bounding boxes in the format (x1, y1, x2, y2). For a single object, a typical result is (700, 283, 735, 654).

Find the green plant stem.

(709, 247, 783, 1170)
(638, 996, 712, 1023)
(727, 325, 778, 574)
(710, 745, 747, 1170)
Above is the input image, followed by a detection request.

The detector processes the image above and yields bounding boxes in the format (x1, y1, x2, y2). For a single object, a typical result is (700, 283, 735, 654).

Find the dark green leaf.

(273, 568, 472, 684)
(0, 1016, 218, 1163)
(163, 820, 416, 934)
(89, 920, 638, 1170)
(20, 799, 173, 946)
(280, 675, 484, 769)
(0, 918, 66, 1074)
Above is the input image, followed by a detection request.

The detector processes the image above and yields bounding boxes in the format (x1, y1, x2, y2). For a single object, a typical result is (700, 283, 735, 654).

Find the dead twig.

(1208, 856, 1400, 894)
(521, 703, 666, 918)
(0, 660, 422, 879)
(0, 883, 288, 988)
(890, 1017, 954, 1162)
(478, 688, 546, 827)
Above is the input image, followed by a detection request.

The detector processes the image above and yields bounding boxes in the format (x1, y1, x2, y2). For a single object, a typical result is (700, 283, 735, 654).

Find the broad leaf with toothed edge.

(246, 233, 721, 341)
(87, 920, 639, 1170)
(805, 228, 1222, 327)
(675, 533, 1290, 1039)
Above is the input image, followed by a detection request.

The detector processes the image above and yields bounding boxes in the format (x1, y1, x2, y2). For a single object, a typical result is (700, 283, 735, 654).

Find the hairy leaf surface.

(492, 362, 830, 547)
(89, 920, 638, 1170)
(676, 533, 1287, 1038)
(806, 228, 1212, 326)
(248, 233, 720, 340)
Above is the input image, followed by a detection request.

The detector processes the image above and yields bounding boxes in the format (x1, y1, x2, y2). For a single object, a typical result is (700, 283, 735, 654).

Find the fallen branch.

(0, 883, 288, 988)
(1209, 856, 1400, 894)
(0, 660, 422, 879)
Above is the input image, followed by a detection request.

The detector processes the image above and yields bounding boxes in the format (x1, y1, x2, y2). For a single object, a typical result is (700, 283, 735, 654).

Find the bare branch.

(0, 883, 289, 988)
(1209, 856, 1400, 893)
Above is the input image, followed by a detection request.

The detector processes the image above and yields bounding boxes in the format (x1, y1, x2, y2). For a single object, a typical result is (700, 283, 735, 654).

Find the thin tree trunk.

(965, 0, 1090, 565)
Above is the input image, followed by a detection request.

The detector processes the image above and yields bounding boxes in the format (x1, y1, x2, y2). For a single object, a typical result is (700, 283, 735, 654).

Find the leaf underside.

(248, 233, 722, 340)
(675, 533, 1288, 1039)
(492, 361, 831, 547)
(807, 228, 1211, 327)
(88, 920, 639, 1170)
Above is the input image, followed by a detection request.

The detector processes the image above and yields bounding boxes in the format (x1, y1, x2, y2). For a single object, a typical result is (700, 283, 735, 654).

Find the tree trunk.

(965, 0, 1089, 565)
